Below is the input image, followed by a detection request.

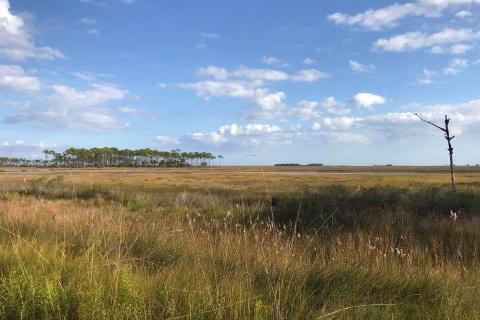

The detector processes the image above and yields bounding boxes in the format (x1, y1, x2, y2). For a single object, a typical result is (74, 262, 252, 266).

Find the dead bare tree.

(415, 113, 456, 192)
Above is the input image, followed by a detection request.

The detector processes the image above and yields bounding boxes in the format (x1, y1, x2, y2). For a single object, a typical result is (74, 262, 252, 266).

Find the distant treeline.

(0, 148, 223, 168)
(274, 163, 324, 167)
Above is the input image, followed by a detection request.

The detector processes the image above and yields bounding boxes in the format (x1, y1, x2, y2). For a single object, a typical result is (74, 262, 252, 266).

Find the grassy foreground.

(1, 168, 480, 319)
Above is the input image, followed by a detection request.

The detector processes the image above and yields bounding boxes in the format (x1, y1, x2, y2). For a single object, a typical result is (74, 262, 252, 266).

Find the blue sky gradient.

(1, 0, 480, 165)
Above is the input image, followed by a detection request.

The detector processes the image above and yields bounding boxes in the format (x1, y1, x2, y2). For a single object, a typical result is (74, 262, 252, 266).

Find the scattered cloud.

(373, 28, 480, 53)
(0, 0, 64, 60)
(328, 0, 480, 31)
(442, 58, 469, 75)
(262, 56, 289, 68)
(418, 68, 438, 84)
(0, 65, 41, 92)
(155, 135, 180, 145)
(292, 97, 350, 119)
(291, 69, 330, 82)
(349, 60, 376, 73)
(4, 83, 128, 131)
(431, 43, 473, 54)
(353, 92, 386, 109)
(182, 65, 330, 118)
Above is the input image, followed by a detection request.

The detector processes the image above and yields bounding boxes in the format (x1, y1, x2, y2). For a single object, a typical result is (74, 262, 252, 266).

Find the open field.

(1, 166, 480, 319)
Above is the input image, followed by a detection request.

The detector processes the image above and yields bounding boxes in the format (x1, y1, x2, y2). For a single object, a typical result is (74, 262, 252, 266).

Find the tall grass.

(0, 176, 480, 319)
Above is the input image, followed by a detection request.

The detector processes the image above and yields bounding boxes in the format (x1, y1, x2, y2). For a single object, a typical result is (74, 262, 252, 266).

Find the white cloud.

(4, 83, 128, 131)
(198, 66, 229, 80)
(0, 0, 64, 61)
(328, 0, 480, 30)
(303, 57, 316, 65)
(155, 135, 180, 145)
(349, 60, 376, 73)
(455, 10, 473, 18)
(179, 80, 286, 117)
(443, 58, 469, 75)
(232, 67, 289, 81)
(292, 97, 350, 119)
(431, 43, 472, 54)
(373, 28, 480, 52)
(218, 123, 281, 136)
(326, 132, 370, 144)
(49, 83, 126, 108)
(353, 92, 386, 109)
(0, 65, 41, 91)
(187, 123, 282, 148)
(291, 69, 330, 82)
(118, 105, 137, 114)
(262, 56, 289, 68)
(418, 68, 438, 84)
(322, 117, 357, 130)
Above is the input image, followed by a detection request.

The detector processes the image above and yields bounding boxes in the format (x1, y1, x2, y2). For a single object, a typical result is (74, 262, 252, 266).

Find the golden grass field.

(1, 166, 480, 319)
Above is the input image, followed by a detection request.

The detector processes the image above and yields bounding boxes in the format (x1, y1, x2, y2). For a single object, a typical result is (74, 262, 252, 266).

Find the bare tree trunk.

(415, 113, 457, 192)
(444, 115, 456, 192)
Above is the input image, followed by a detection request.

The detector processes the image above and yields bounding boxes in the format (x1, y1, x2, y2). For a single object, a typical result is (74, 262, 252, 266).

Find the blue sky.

(1, 0, 480, 165)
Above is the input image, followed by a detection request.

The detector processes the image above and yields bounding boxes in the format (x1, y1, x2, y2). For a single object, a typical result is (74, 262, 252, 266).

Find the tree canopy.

(0, 148, 221, 168)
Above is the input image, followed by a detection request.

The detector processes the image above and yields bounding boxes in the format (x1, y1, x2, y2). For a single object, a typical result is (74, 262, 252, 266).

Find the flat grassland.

(1, 166, 480, 319)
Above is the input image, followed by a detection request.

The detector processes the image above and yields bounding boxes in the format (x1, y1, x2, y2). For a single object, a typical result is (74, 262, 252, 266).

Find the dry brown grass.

(0, 167, 480, 319)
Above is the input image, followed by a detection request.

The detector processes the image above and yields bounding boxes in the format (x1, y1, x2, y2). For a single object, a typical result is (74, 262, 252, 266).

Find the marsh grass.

(0, 174, 480, 319)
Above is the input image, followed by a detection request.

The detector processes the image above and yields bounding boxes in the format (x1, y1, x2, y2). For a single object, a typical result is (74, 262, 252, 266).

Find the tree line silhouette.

(0, 148, 223, 168)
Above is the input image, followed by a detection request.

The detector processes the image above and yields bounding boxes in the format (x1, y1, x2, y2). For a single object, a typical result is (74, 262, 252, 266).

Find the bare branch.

(414, 113, 447, 133)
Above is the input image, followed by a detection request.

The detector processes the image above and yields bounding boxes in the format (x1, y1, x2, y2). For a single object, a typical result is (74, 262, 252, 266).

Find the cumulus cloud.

(353, 92, 386, 109)
(328, 0, 480, 30)
(0, 0, 64, 60)
(0, 65, 41, 91)
(373, 28, 480, 52)
(349, 60, 376, 73)
(182, 65, 330, 118)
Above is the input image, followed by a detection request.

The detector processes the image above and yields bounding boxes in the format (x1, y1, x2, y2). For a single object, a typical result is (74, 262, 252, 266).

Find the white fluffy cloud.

(328, 0, 480, 30)
(373, 28, 480, 52)
(0, 65, 41, 91)
(0, 0, 64, 60)
(353, 92, 386, 108)
(182, 65, 330, 118)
